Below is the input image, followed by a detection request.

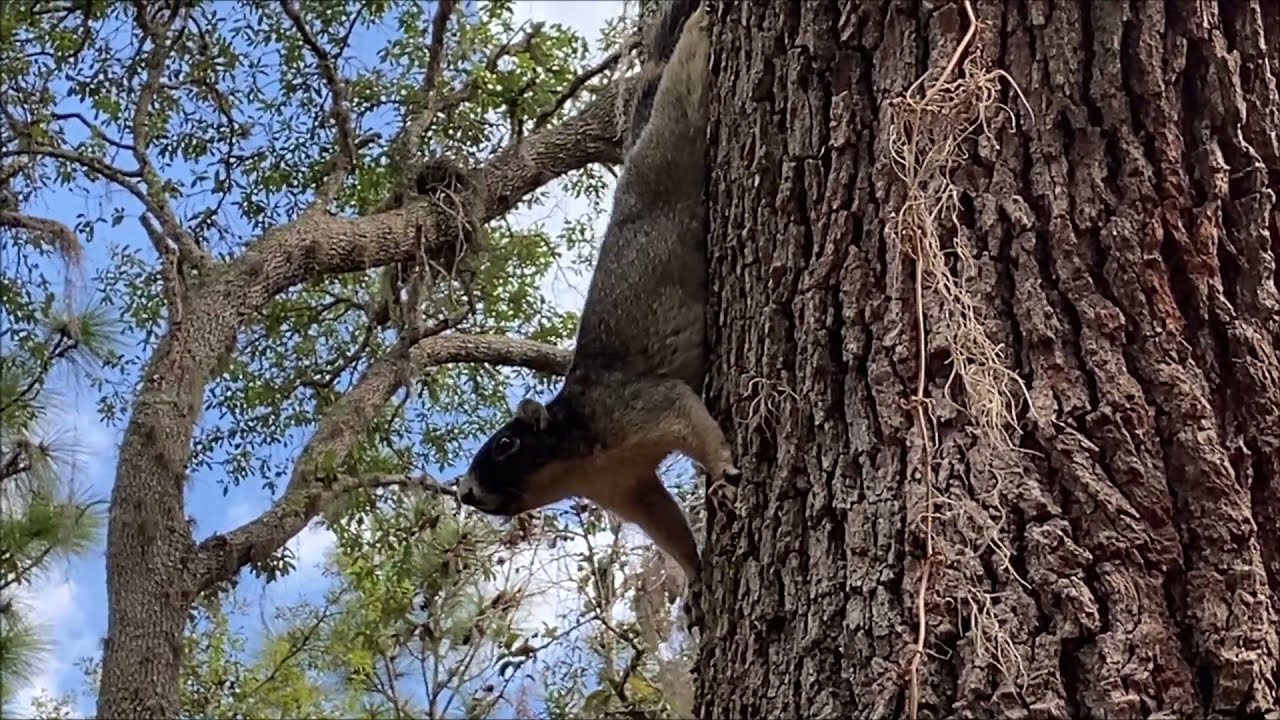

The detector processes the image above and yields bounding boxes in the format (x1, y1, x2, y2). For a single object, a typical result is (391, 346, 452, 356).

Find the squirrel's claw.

(706, 461, 742, 514)
(682, 581, 705, 634)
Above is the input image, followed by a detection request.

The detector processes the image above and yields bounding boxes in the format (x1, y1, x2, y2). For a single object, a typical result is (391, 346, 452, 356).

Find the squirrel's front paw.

(710, 449, 741, 483)
(682, 582, 705, 633)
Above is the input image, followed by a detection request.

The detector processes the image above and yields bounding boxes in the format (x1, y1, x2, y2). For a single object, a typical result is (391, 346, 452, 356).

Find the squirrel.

(455, 0, 736, 631)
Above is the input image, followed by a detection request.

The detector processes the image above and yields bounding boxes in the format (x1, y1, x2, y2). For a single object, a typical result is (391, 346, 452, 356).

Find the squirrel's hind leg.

(588, 472, 701, 580)
(586, 471, 707, 634)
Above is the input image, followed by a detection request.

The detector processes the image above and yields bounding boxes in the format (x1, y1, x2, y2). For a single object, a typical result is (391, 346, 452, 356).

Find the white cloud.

(21, 577, 80, 629)
(512, 1, 629, 42)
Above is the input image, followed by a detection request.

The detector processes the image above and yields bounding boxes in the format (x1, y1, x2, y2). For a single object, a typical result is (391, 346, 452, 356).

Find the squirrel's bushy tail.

(628, 0, 704, 139)
(622, 0, 710, 193)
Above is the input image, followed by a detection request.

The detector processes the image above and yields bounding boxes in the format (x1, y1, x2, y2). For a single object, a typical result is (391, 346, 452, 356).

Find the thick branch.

(188, 333, 571, 591)
(408, 333, 570, 374)
(242, 74, 639, 294)
(0, 210, 83, 263)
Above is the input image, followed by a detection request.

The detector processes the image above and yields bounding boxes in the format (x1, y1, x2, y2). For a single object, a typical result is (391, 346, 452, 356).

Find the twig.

(345, 472, 457, 497)
(280, 0, 360, 213)
(905, 233, 938, 720)
(387, 0, 456, 171)
(241, 600, 340, 699)
(1, 141, 143, 184)
(533, 49, 624, 129)
(906, 1, 979, 105)
(49, 111, 137, 153)
(901, 3, 978, 718)
(1, 448, 31, 483)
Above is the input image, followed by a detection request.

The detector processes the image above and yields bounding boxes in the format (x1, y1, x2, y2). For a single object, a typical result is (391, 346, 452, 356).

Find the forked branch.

(386, 0, 457, 172)
(188, 332, 572, 591)
(533, 47, 627, 130)
(129, 0, 211, 274)
(280, 0, 360, 213)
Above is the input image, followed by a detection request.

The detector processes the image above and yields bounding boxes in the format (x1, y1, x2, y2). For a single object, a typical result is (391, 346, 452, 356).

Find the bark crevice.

(699, 1, 1279, 717)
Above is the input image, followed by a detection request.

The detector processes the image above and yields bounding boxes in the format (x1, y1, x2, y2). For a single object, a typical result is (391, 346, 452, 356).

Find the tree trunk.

(698, 1, 1280, 718)
(91, 79, 637, 717)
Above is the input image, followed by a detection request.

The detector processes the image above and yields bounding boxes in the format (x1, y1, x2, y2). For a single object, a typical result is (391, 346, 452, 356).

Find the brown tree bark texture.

(698, 1, 1280, 718)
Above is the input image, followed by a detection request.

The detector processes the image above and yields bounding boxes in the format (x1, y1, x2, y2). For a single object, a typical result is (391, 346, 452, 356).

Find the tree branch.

(50, 111, 137, 153)
(187, 333, 571, 591)
(1, 141, 144, 186)
(533, 47, 626, 130)
(0, 210, 83, 264)
(386, 0, 456, 172)
(129, 0, 211, 274)
(1, 448, 30, 483)
(239, 73, 640, 296)
(280, 0, 360, 214)
(407, 333, 570, 374)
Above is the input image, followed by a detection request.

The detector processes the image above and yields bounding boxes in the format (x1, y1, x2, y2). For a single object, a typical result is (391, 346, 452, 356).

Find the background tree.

(698, 0, 1279, 717)
(27, 485, 699, 719)
(0, 269, 116, 715)
(1, 0, 699, 717)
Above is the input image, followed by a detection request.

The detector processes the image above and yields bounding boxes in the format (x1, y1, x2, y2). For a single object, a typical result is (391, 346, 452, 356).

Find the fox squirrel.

(455, 0, 735, 630)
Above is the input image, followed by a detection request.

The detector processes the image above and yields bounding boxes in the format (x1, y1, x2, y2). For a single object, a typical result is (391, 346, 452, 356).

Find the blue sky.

(5, 1, 636, 715)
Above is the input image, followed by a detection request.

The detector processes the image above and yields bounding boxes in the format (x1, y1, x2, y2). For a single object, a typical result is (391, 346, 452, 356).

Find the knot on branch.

(367, 156, 489, 331)
(381, 156, 487, 253)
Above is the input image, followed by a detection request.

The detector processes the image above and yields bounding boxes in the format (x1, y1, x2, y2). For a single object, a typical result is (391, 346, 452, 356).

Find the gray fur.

(456, 4, 724, 633)
(566, 4, 711, 394)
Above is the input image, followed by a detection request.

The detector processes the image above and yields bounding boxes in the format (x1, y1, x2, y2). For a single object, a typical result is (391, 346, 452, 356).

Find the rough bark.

(698, 1, 1280, 718)
(94, 78, 634, 719)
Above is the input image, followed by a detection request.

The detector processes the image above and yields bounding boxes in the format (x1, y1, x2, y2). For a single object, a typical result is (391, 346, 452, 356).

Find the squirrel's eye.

(494, 436, 518, 458)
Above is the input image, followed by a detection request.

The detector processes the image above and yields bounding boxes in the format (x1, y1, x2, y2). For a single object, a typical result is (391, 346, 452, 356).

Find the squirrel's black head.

(456, 397, 589, 516)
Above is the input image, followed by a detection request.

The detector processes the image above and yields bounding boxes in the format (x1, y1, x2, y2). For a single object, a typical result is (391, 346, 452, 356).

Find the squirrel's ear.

(516, 398, 550, 430)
